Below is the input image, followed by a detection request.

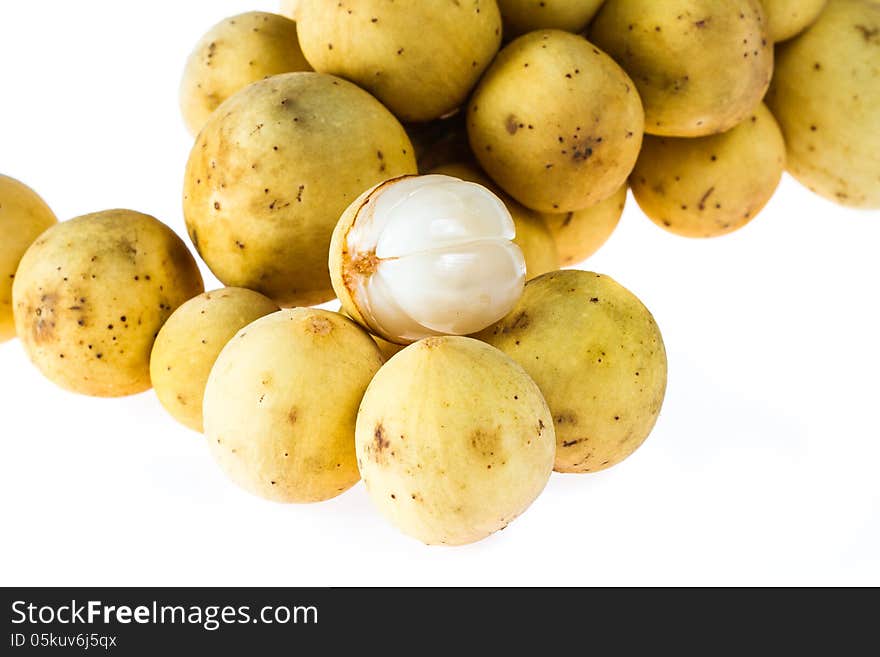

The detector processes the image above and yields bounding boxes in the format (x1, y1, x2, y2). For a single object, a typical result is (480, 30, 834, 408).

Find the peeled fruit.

(356, 336, 555, 545)
(541, 185, 627, 266)
(766, 0, 880, 208)
(761, 0, 827, 41)
(630, 103, 785, 238)
(150, 288, 279, 432)
(296, 0, 503, 123)
(0, 175, 57, 342)
(430, 162, 559, 279)
(497, 0, 607, 38)
(203, 308, 384, 503)
(183, 72, 416, 307)
(475, 270, 667, 473)
(590, 0, 773, 137)
(179, 12, 312, 136)
(330, 174, 526, 345)
(467, 30, 644, 213)
(13, 210, 204, 397)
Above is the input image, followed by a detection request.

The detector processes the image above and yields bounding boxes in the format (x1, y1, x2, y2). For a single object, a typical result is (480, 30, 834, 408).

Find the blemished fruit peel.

(203, 308, 384, 504)
(766, 0, 880, 208)
(13, 210, 204, 397)
(356, 336, 556, 546)
(183, 72, 416, 308)
(475, 270, 667, 473)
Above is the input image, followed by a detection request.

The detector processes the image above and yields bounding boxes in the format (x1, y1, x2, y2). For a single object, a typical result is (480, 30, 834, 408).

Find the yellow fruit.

(475, 270, 667, 473)
(0, 175, 57, 342)
(150, 288, 279, 432)
(540, 185, 627, 265)
(13, 210, 204, 397)
(468, 30, 644, 213)
(203, 308, 384, 503)
(183, 72, 416, 307)
(356, 336, 555, 545)
(630, 104, 785, 237)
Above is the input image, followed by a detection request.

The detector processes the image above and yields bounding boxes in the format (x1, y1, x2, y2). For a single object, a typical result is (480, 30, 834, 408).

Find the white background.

(1, 0, 878, 586)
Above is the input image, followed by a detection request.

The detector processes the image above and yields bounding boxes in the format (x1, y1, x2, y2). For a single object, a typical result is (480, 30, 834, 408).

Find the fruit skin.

(540, 184, 627, 266)
(630, 103, 785, 238)
(279, 0, 301, 21)
(0, 175, 57, 342)
(430, 162, 559, 279)
(296, 0, 502, 123)
(327, 176, 408, 339)
(497, 0, 606, 38)
(179, 12, 312, 136)
(590, 0, 773, 137)
(150, 288, 279, 432)
(761, 0, 827, 41)
(474, 270, 667, 474)
(183, 72, 416, 307)
(203, 308, 384, 504)
(467, 30, 644, 213)
(13, 210, 204, 397)
(766, 0, 880, 208)
(356, 336, 555, 546)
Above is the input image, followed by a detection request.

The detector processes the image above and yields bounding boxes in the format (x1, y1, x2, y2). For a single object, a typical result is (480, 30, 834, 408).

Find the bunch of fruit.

(1, 0, 877, 545)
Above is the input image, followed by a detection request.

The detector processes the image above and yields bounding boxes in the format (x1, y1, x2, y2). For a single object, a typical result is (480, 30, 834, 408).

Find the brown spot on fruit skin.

(470, 428, 501, 459)
(855, 24, 879, 43)
(499, 311, 529, 334)
(562, 439, 582, 448)
(554, 413, 579, 426)
(505, 114, 519, 135)
(288, 408, 298, 424)
(697, 187, 716, 211)
(371, 423, 390, 462)
(307, 316, 333, 335)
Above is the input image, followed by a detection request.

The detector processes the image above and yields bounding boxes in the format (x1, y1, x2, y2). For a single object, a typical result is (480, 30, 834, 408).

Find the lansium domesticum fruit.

(0, 175, 57, 343)
(183, 72, 416, 308)
(590, 0, 773, 137)
(150, 288, 279, 432)
(467, 30, 644, 213)
(475, 270, 667, 473)
(179, 11, 312, 136)
(296, 0, 502, 122)
(766, 0, 880, 208)
(13, 210, 204, 397)
(330, 175, 526, 344)
(203, 308, 384, 503)
(356, 336, 556, 545)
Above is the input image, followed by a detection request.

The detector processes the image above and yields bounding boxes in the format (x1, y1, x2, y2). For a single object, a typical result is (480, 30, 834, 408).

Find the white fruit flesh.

(344, 175, 526, 342)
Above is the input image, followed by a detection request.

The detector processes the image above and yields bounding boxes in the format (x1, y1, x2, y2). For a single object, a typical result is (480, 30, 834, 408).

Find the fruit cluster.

(1, 0, 877, 545)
